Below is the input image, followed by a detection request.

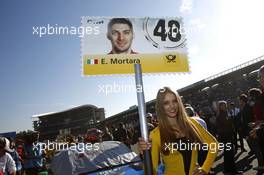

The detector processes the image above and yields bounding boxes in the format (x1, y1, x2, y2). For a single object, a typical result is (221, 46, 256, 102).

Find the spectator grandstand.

(98, 55, 264, 132)
(32, 105, 105, 140)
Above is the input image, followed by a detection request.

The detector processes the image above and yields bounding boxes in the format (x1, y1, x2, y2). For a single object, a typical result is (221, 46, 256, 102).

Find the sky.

(0, 0, 264, 133)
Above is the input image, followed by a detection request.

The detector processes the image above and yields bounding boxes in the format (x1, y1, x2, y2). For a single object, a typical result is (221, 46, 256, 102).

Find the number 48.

(153, 19, 181, 42)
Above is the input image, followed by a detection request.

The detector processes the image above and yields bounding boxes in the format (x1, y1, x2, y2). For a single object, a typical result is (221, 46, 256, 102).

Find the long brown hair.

(155, 87, 203, 155)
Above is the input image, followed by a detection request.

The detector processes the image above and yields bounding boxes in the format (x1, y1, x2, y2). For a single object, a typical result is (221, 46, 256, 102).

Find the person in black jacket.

(216, 101, 242, 174)
(237, 93, 264, 168)
(238, 94, 253, 139)
(251, 65, 264, 171)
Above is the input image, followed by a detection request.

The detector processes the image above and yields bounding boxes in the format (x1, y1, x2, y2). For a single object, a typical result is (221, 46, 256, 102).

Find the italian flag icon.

(87, 58, 99, 65)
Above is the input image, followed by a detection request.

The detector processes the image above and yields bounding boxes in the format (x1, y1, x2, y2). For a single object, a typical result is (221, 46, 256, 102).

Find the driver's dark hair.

(107, 18, 133, 33)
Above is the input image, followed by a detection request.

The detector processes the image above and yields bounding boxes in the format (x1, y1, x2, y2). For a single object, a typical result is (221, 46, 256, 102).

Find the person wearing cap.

(0, 137, 16, 175)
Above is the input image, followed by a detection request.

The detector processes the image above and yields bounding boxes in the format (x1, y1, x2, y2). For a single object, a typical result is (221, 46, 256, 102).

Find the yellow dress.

(149, 118, 218, 175)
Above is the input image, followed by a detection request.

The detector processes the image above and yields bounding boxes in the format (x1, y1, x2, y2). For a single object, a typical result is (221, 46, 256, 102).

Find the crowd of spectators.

(1, 65, 264, 174)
